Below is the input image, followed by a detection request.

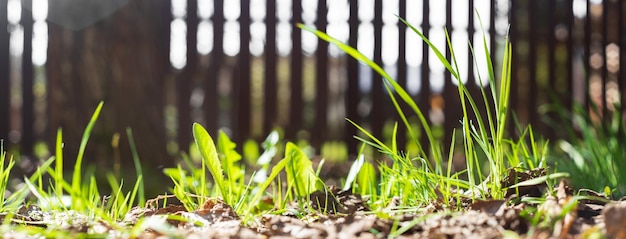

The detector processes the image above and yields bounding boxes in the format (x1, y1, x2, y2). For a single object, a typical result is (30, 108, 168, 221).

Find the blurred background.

(0, 0, 624, 191)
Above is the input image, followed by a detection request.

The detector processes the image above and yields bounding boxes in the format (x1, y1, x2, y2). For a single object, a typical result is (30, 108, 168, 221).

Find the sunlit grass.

(299, 13, 554, 207)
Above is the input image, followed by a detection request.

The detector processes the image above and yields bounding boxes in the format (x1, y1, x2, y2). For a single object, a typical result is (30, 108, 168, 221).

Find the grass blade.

(72, 101, 104, 209)
(126, 127, 145, 207)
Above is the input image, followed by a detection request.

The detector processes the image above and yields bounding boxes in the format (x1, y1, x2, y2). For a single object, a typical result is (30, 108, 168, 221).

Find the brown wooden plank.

(396, 0, 407, 151)
(443, 0, 459, 149)
(621, 0, 626, 107)
(508, 0, 518, 135)
(565, 0, 573, 118)
(177, 0, 198, 149)
(584, 0, 591, 109)
(21, 0, 34, 155)
(235, 0, 252, 143)
(205, 0, 223, 136)
(0, 0, 9, 144)
(313, 0, 328, 148)
(288, 0, 303, 141)
(528, 0, 538, 132)
(263, 0, 277, 135)
(344, 0, 359, 154)
(419, 0, 432, 150)
(371, 0, 384, 139)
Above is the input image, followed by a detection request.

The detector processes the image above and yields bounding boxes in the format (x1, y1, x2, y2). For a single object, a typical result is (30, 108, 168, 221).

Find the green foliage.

(192, 123, 229, 204)
(0, 142, 16, 212)
(551, 103, 626, 197)
(71, 101, 104, 208)
(284, 142, 324, 198)
(300, 13, 548, 205)
(2, 102, 145, 222)
(356, 161, 376, 197)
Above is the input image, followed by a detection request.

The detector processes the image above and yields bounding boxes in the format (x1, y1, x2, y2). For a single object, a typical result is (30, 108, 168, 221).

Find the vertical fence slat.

(468, 0, 475, 86)
(620, 0, 626, 106)
(21, 0, 34, 155)
(545, 0, 557, 139)
(235, 0, 252, 144)
(584, 0, 591, 109)
(548, 0, 556, 90)
(508, 0, 518, 135)
(205, 0, 223, 136)
(0, 0, 9, 143)
(601, 0, 608, 122)
(396, 0, 407, 151)
(371, 0, 384, 138)
(345, 0, 359, 154)
(566, 0, 573, 115)
(528, 0, 538, 131)
(263, 0, 277, 135)
(443, 0, 456, 148)
(313, 0, 328, 147)
(419, 0, 431, 149)
(288, 0, 303, 141)
(177, 0, 198, 149)
(489, 0, 495, 65)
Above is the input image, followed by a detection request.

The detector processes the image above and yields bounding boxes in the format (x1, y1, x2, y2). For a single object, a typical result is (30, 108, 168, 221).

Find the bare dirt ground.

(4, 181, 626, 239)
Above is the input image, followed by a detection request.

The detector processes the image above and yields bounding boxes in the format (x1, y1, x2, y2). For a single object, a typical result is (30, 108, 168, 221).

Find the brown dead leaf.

(603, 201, 626, 239)
(469, 200, 506, 215)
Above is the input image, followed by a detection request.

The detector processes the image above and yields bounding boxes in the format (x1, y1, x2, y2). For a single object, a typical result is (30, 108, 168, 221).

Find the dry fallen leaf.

(603, 201, 626, 239)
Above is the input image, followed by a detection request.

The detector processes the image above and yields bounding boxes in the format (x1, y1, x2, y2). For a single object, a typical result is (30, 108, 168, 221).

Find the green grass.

(550, 102, 626, 198)
(299, 14, 553, 207)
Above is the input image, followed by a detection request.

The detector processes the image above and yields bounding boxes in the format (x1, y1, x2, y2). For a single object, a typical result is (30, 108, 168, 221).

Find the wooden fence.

(1, 0, 625, 163)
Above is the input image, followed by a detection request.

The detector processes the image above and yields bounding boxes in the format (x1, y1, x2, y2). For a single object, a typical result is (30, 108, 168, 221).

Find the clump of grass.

(550, 102, 626, 197)
(0, 141, 16, 212)
(299, 13, 554, 207)
(17, 102, 146, 223)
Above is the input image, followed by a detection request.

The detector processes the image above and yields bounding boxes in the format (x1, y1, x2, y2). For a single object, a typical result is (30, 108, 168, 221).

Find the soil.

(2, 179, 625, 239)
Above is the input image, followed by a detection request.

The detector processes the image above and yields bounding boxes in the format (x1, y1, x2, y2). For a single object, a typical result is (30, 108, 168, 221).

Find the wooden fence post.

(0, 0, 9, 144)
(235, 0, 252, 144)
(204, 0, 223, 137)
(264, 0, 277, 135)
(288, 0, 303, 141)
(313, 0, 328, 148)
(177, 0, 198, 150)
(344, 0, 359, 155)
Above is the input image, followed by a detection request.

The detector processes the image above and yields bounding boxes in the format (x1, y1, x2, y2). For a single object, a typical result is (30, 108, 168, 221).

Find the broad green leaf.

(192, 123, 228, 203)
(343, 154, 365, 191)
(218, 131, 243, 181)
(357, 162, 376, 196)
(243, 139, 260, 165)
(284, 142, 323, 197)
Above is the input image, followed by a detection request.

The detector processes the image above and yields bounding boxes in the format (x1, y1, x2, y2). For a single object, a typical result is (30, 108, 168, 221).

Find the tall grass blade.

(126, 128, 145, 207)
(72, 101, 104, 209)
(55, 128, 64, 200)
(299, 23, 438, 160)
(0, 142, 15, 211)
